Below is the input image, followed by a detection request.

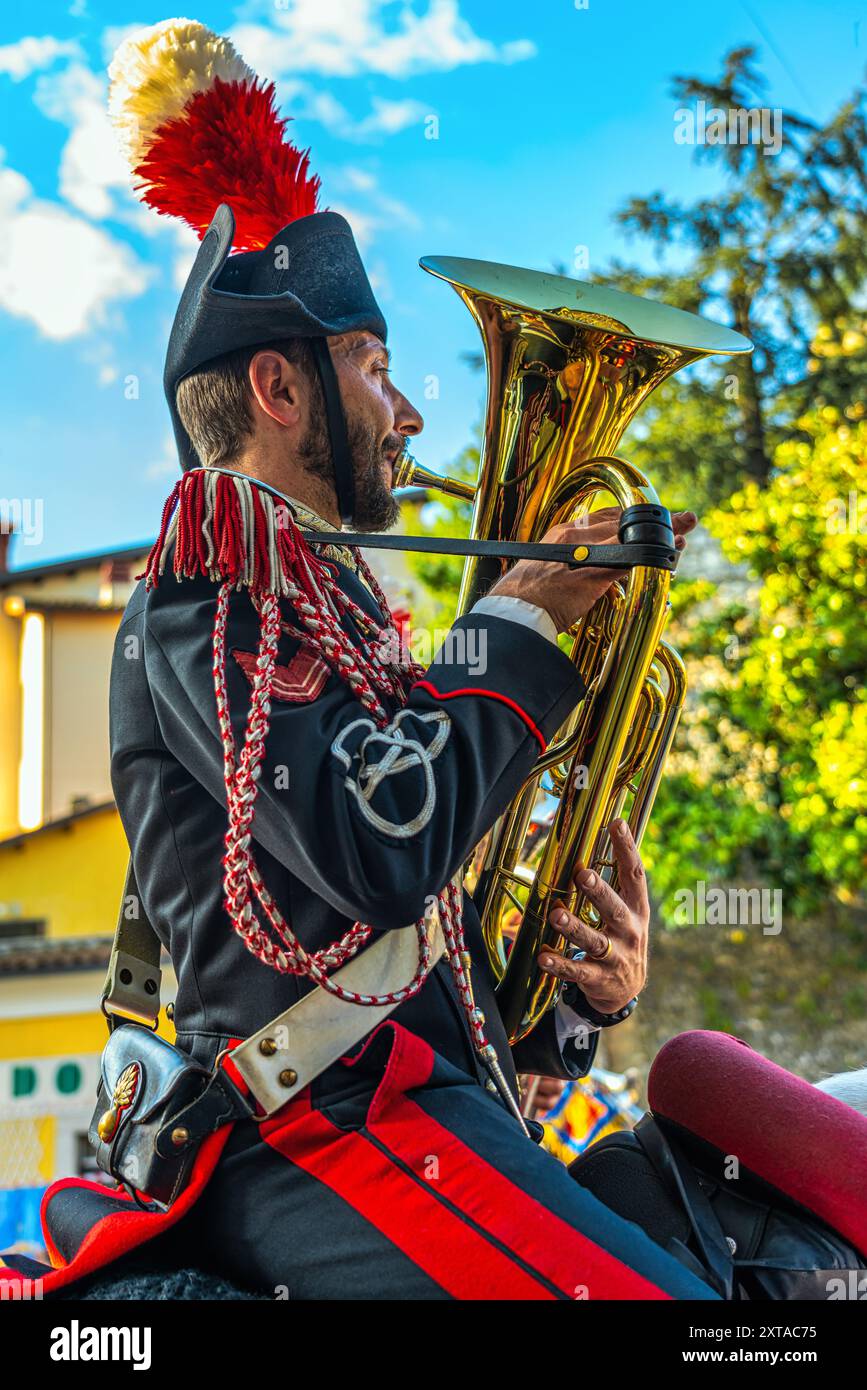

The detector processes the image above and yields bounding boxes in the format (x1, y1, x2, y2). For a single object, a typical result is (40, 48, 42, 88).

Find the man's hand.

(523, 1075, 567, 1119)
(488, 507, 697, 635)
(537, 818, 649, 1014)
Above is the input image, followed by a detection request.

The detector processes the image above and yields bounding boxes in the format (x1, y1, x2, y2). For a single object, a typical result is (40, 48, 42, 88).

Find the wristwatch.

(561, 983, 638, 1029)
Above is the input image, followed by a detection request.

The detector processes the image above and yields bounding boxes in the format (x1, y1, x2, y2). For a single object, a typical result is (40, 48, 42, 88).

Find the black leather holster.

(88, 1022, 254, 1209)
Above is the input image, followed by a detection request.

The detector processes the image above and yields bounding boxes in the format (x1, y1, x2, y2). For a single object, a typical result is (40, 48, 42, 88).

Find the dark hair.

(175, 337, 321, 466)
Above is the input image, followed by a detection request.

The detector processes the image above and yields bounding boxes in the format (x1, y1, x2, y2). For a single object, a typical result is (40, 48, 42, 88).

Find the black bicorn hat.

(109, 19, 387, 523)
(166, 204, 387, 521)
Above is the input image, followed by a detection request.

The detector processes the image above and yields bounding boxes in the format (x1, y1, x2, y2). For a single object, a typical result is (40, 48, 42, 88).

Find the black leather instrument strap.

(303, 532, 680, 573)
(101, 860, 163, 1032)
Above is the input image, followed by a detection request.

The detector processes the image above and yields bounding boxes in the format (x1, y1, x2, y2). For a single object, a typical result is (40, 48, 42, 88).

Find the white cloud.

(0, 160, 30, 213)
(112, 199, 164, 237)
(288, 86, 352, 132)
(0, 158, 149, 340)
(170, 222, 201, 290)
(146, 435, 180, 480)
(231, 0, 535, 80)
(334, 166, 419, 228)
(79, 336, 124, 387)
(354, 96, 429, 139)
(0, 36, 82, 81)
(34, 63, 131, 220)
(342, 168, 377, 194)
(28, 46, 204, 286)
(365, 257, 392, 302)
(323, 197, 403, 269)
(328, 203, 378, 251)
(280, 79, 429, 142)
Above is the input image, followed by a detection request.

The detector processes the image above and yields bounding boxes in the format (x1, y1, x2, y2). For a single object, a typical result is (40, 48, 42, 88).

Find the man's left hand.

(525, 1075, 567, 1119)
(538, 818, 649, 1015)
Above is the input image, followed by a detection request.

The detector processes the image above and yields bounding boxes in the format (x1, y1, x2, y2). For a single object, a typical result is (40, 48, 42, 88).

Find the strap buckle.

(101, 949, 162, 1031)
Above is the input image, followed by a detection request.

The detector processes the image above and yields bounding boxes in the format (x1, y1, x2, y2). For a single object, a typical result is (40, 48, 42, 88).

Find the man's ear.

(248, 350, 304, 429)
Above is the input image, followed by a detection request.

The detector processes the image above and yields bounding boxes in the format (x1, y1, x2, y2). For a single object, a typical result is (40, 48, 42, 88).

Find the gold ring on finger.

(589, 932, 612, 961)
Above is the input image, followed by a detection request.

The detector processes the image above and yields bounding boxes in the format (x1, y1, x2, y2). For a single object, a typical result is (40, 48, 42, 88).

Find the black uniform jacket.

(109, 556, 596, 1101)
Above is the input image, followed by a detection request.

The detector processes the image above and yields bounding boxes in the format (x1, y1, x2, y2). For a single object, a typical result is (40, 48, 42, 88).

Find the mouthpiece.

(392, 449, 476, 502)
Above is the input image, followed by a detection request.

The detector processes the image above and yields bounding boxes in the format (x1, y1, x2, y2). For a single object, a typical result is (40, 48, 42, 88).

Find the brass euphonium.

(403, 257, 751, 1045)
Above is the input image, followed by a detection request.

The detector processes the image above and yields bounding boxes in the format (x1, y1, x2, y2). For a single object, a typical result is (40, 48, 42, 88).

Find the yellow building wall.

(0, 807, 129, 938)
(45, 610, 118, 822)
(0, 611, 22, 839)
(0, 551, 147, 842)
(0, 553, 162, 1214)
(0, 1011, 107, 1063)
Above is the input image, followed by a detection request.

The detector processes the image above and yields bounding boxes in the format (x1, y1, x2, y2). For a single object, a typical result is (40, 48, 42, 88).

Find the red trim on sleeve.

(411, 679, 548, 752)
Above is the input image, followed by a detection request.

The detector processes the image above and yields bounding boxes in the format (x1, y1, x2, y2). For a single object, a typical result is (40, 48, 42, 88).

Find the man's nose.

(394, 390, 423, 438)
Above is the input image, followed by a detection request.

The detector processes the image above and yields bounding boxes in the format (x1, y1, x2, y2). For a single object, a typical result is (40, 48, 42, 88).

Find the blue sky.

(0, 0, 863, 567)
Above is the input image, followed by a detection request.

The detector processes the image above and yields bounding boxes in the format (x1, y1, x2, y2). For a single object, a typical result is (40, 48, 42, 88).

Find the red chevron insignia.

(233, 647, 331, 703)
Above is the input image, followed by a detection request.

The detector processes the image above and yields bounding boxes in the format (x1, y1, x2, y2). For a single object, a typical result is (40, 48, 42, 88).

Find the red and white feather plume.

(108, 18, 321, 250)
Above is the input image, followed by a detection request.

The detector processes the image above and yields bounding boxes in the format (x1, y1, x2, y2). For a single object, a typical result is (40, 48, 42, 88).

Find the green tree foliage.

(406, 411, 865, 925)
(606, 46, 867, 511)
(644, 410, 866, 916)
(403, 442, 477, 631)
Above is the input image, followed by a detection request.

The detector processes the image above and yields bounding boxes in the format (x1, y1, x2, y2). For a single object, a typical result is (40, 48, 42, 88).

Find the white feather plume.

(108, 18, 255, 168)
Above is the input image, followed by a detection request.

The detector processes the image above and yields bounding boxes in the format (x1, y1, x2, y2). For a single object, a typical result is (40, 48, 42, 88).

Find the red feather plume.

(133, 78, 321, 251)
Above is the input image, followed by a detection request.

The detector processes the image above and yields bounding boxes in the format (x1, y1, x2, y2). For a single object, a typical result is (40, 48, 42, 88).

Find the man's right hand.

(487, 507, 697, 634)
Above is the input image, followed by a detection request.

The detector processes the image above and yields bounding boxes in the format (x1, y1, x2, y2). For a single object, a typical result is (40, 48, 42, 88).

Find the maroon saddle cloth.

(572, 1029, 867, 1299)
(650, 1029, 867, 1258)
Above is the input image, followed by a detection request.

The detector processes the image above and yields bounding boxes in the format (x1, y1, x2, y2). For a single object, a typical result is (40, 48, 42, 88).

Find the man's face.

(301, 332, 423, 531)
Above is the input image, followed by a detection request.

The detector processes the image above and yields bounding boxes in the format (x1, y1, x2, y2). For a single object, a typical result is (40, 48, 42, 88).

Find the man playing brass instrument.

(122, 342, 696, 1295)
(4, 20, 711, 1301)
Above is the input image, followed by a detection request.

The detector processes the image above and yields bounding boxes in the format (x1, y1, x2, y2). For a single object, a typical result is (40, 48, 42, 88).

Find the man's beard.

(300, 408, 401, 533)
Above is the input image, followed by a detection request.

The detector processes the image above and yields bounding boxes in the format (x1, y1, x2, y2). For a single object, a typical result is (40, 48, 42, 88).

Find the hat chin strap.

(310, 337, 356, 526)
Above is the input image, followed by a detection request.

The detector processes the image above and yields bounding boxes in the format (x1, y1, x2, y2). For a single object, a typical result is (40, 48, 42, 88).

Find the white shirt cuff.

(470, 594, 558, 645)
(555, 995, 601, 1057)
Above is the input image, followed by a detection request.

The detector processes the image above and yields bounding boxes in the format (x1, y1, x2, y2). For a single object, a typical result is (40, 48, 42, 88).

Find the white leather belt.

(104, 860, 446, 1118)
(230, 915, 445, 1115)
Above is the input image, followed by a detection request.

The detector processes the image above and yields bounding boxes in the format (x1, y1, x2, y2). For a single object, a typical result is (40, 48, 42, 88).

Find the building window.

(18, 611, 45, 831)
(0, 918, 46, 941)
(12, 1065, 37, 1098)
(75, 1132, 109, 1183)
(55, 1062, 82, 1095)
